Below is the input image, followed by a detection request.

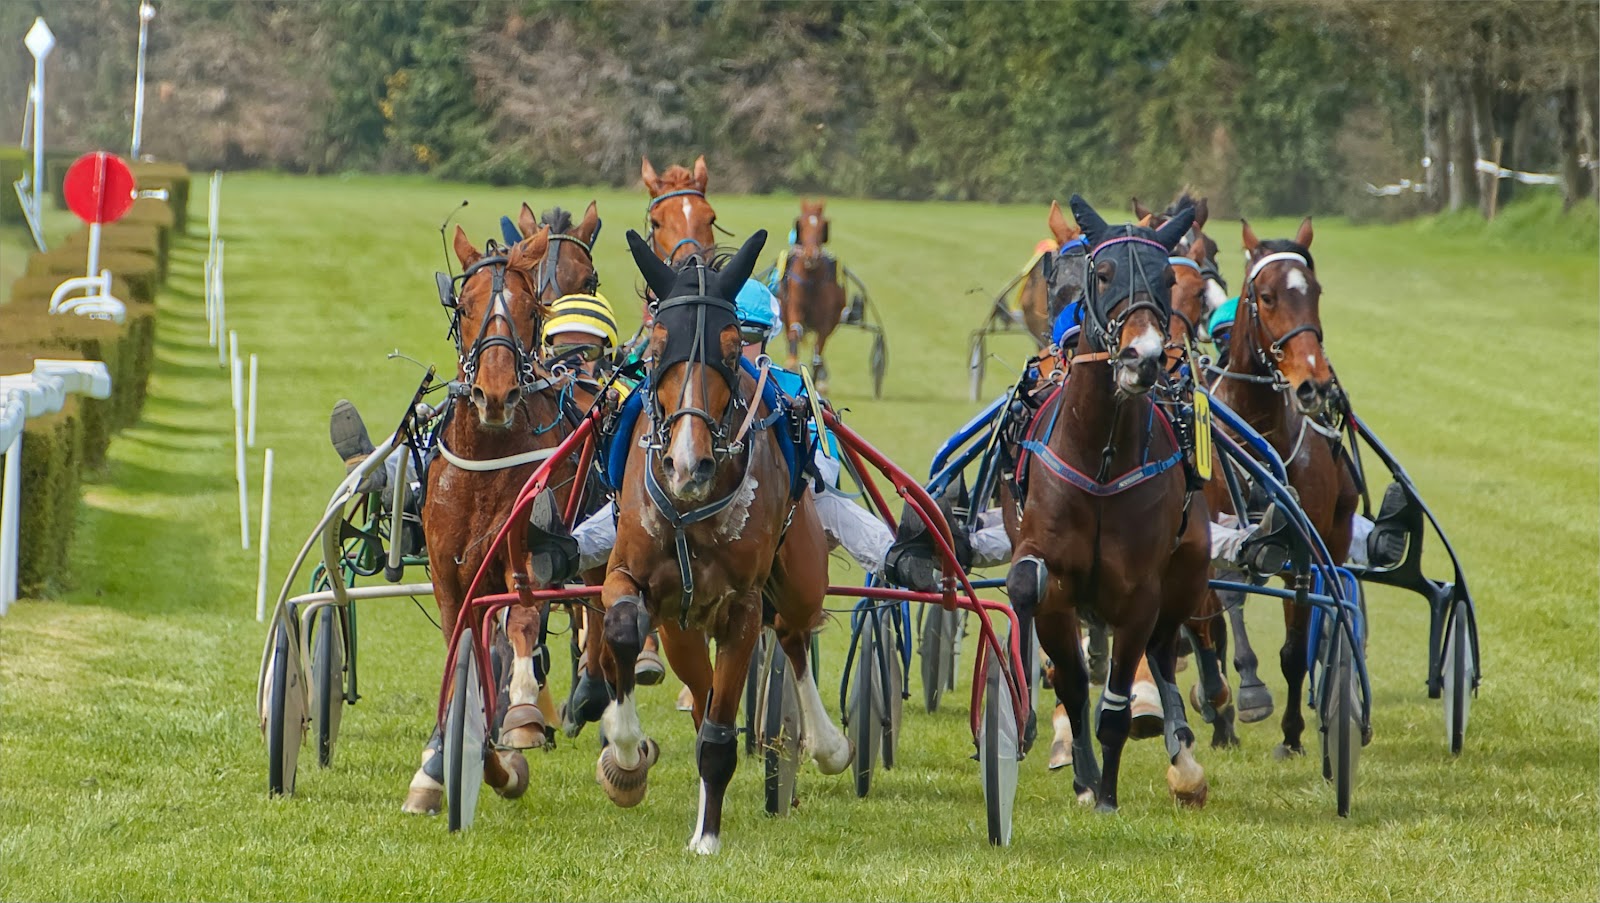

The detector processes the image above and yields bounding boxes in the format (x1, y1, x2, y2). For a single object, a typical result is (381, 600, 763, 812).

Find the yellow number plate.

(1194, 389, 1213, 481)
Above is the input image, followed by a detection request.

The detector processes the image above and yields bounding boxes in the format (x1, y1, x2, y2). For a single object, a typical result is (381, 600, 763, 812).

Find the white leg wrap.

(601, 695, 646, 769)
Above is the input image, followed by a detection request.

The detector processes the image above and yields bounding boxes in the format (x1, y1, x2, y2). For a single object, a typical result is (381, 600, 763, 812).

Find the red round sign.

(63, 152, 137, 225)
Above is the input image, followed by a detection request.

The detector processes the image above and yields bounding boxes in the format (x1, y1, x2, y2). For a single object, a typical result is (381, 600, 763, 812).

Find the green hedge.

(130, 162, 191, 234)
(61, 223, 168, 280)
(0, 147, 30, 225)
(26, 249, 160, 306)
(0, 298, 156, 436)
(46, 150, 81, 212)
(0, 349, 84, 598)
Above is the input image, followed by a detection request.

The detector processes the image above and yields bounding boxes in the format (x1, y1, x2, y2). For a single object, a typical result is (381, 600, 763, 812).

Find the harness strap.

(731, 360, 772, 448)
(643, 446, 754, 628)
(1247, 250, 1308, 282)
(1018, 439, 1182, 497)
(437, 442, 560, 472)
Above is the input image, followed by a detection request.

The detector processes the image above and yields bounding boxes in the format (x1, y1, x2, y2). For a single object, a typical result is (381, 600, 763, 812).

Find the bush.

(121, 197, 176, 233)
(26, 249, 160, 305)
(45, 150, 82, 212)
(130, 162, 191, 233)
(0, 148, 31, 225)
(0, 350, 84, 599)
(61, 223, 168, 280)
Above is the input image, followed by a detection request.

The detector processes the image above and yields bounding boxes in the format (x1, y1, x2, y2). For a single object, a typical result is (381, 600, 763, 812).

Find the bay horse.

(1005, 195, 1211, 811)
(1134, 191, 1229, 341)
(1203, 217, 1359, 758)
(776, 198, 846, 389)
(641, 155, 717, 263)
(592, 228, 852, 854)
(1018, 201, 1088, 347)
(402, 201, 604, 815)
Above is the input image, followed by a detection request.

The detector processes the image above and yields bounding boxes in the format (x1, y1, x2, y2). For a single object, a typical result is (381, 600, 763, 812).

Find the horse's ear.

(1193, 197, 1209, 231)
(1186, 230, 1209, 263)
(1131, 197, 1153, 221)
(626, 229, 676, 298)
(1047, 201, 1079, 246)
(717, 230, 768, 300)
(1136, 212, 1156, 228)
(518, 202, 538, 240)
(641, 156, 661, 195)
(1295, 216, 1314, 249)
(692, 155, 709, 193)
(1153, 206, 1195, 252)
(507, 225, 551, 273)
(453, 225, 481, 269)
(1068, 195, 1108, 245)
(575, 200, 602, 246)
(1241, 218, 1261, 253)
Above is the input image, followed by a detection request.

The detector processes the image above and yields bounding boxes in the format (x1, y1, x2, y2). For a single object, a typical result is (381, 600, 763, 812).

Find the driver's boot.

(525, 489, 580, 586)
(330, 399, 386, 495)
(884, 478, 972, 592)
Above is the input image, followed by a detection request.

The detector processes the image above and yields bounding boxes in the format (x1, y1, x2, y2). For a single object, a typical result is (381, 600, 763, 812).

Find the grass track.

(1, 173, 1595, 901)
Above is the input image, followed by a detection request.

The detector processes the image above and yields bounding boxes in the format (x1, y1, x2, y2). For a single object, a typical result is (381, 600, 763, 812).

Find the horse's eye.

(650, 218, 661, 230)
(1260, 292, 1275, 306)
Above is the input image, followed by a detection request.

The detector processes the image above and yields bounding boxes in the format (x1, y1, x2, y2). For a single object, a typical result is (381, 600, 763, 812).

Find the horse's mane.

(1259, 238, 1315, 272)
(540, 207, 574, 235)
(1165, 188, 1200, 217)
(656, 165, 699, 191)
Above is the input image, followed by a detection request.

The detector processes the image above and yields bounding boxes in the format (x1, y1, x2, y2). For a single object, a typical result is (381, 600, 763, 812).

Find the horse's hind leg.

(1147, 636, 1207, 807)
(1035, 606, 1100, 804)
(688, 599, 762, 855)
(1187, 597, 1240, 748)
(774, 613, 853, 775)
(595, 571, 659, 808)
(1218, 574, 1273, 722)
(401, 724, 446, 815)
(1275, 601, 1311, 758)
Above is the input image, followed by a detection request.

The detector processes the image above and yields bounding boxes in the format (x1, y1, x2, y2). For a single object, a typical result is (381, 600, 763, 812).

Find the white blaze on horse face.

(601, 695, 648, 769)
(1130, 325, 1163, 360)
(681, 198, 693, 227)
(1285, 268, 1308, 293)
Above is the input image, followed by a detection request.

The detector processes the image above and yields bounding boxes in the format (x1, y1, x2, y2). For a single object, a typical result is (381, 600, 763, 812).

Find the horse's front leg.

(1217, 572, 1273, 722)
(688, 597, 761, 855)
(786, 321, 803, 371)
(499, 600, 553, 750)
(595, 569, 659, 808)
(1275, 600, 1311, 758)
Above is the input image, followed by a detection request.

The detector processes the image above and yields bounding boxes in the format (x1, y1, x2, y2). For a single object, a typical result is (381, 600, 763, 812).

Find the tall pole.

(23, 18, 55, 250)
(130, 3, 155, 159)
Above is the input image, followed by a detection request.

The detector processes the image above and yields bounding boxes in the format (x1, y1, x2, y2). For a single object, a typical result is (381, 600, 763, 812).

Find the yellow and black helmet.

(542, 294, 620, 348)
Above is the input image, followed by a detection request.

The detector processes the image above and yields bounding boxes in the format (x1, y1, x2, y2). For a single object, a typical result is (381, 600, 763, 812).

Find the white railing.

(0, 360, 112, 614)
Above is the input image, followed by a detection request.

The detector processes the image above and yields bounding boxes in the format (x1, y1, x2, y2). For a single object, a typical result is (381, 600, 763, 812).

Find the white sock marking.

(509, 655, 540, 708)
(795, 663, 852, 773)
(601, 695, 646, 769)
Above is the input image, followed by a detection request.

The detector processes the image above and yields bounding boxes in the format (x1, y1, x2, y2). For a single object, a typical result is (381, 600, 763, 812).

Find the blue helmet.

(735, 279, 780, 333)
(1208, 295, 1239, 341)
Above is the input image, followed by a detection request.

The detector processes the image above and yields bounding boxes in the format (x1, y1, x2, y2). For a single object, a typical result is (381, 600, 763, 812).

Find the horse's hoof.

(1171, 781, 1209, 809)
(634, 649, 666, 686)
(1094, 800, 1119, 815)
(500, 704, 547, 750)
(1048, 740, 1073, 770)
(402, 785, 442, 816)
(1361, 722, 1374, 747)
(1236, 682, 1274, 723)
(559, 702, 584, 739)
(1272, 742, 1305, 760)
(812, 735, 854, 776)
(1073, 783, 1096, 806)
(492, 749, 529, 800)
(596, 739, 659, 808)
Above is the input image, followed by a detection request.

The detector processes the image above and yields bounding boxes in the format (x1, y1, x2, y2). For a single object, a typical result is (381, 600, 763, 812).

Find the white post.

(236, 414, 249, 551)
(215, 241, 227, 367)
(130, 3, 155, 159)
(229, 331, 241, 411)
(255, 448, 273, 621)
(86, 221, 102, 280)
(206, 171, 220, 345)
(246, 353, 258, 447)
(0, 431, 21, 614)
(22, 18, 54, 251)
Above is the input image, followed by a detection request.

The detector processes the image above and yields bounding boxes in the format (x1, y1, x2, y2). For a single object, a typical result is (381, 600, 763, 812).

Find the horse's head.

(794, 198, 829, 270)
(518, 200, 602, 304)
(1166, 230, 1216, 350)
(1042, 200, 1088, 322)
(1136, 193, 1229, 340)
(642, 155, 717, 264)
(1070, 194, 1193, 396)
(449, 223, 551, 428)
(1239, 216, 1332, 414)
(628, 226, 767, 502)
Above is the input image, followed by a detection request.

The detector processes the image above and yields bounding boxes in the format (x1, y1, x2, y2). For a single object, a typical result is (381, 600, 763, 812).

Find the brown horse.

(641, 155, 717, 263)
(1203, 217, 1359, 758)
(776, 198, 846, 388)
(402, 202, 603, 815)
(1005, 195, 1211, 811)
(1018, 201, 1087, 347)
(592, 228, 851, 854)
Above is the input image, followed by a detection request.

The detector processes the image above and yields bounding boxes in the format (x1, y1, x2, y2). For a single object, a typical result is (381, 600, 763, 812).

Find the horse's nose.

(1295, 379, 1327, 413)
(692, 456, 716, 486)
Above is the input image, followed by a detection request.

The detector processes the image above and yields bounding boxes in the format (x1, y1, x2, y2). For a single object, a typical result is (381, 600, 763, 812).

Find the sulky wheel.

(744, 628, 768, 756)
(869, 333, 888, 400)
(978, 626, 1020, 846)
(1319, 621, 1362, 818)
(849, 611, 884, 798)
(880, 612, 904, 771)
(444, 627, 487, 832)
(264, 619, 305, 796)
(1442, 598, 1475, 756)
(309, 605, 347, 768)
(919, 606, 959, 713)
(758, 631, 802, 816)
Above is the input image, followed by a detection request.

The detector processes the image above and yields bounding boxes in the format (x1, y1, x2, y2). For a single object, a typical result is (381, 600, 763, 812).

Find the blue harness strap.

(1016, 385, 1183, 497)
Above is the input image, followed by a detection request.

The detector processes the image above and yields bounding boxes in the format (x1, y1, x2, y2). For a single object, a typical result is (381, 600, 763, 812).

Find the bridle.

(447, 246, 542, 396)
(643, 266, 750, 461)
(645, 188, 720, 263)
(1218, 250, 1326, 391)
(1081, 233, 1175, 357)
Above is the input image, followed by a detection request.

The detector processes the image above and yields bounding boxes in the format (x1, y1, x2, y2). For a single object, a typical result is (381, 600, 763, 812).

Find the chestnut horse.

(1018, 201, 1088, 347)
(1134, 192, 1230, 341)
(1005, 195, 1211, 811)
(402, 202, 603, 815)
(641, 155, 717, 263)
(776, 199, 846, 388)
(592, 228, 851, 854)
(1204, 217, 1359, 758)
